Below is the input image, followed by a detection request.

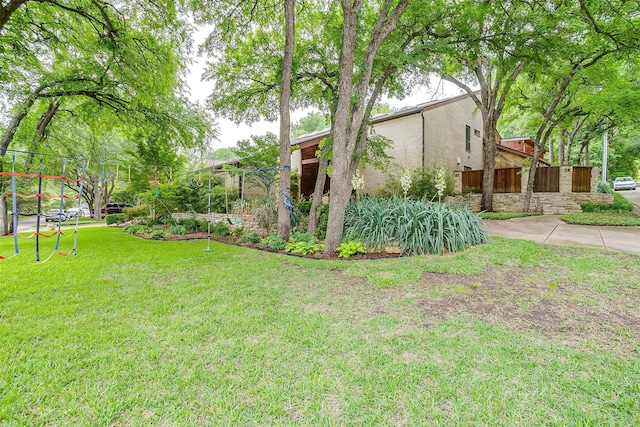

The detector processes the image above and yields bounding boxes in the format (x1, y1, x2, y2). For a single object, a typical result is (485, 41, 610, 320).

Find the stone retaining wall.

(448, 192, 614, 214)
(172, 213, 269, 236)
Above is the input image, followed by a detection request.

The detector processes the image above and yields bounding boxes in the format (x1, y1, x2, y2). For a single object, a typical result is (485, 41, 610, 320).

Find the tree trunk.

(582, 141, 589, 166)
(92, 177, 103, 220)
(0, 194, 8, 236)
(277, 0, 294, 241)
(0, 0, 29, 31)
(558, 131, 566, 165)
(0, 86, 44, 153)
(324, 0, 408, 253)
(323, 1, 359, 253)
(480, 116, 498, 211)
(307, 155, 328, 235)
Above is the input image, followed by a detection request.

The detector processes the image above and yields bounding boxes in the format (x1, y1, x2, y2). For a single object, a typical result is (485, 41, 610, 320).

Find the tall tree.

(277, 0, 294, 241)
(323, 0, 409, 252)
(430, 0, 557, 211)
(0, 0, 206, 234)
(502, 0, 640, 210)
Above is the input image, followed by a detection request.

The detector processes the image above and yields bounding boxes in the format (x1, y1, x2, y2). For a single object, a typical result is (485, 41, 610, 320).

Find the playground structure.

(0, 149, 87, 262)
(0, 147, 296, 260)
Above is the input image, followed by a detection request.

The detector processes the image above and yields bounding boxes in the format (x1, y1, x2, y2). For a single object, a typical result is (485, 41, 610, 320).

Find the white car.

(45, 209, 67, 222)
(67, 207, 91, 218)
(612, 176, 637, 191)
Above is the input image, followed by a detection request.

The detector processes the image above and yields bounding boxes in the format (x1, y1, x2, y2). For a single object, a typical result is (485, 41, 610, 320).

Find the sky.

(187, 29, 466, 150)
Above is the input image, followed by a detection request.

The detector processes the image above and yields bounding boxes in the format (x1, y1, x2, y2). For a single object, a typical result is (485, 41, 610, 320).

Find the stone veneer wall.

(172, 213, 269, 236)
(451, 166, 613, 214)
(448, 192, 614, 214)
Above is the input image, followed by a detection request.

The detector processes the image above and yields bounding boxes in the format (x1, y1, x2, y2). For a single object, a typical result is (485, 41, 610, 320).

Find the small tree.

(231, 133, 280, 197)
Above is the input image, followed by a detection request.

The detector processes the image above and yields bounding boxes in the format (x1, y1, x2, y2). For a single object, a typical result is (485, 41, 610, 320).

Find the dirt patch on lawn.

(419, 266, 640, 353)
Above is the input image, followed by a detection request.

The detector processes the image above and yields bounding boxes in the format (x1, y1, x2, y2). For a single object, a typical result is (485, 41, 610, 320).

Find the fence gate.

(494, 167, 521, 193)
(572, 166, 592, 192)
(534, 167, 560, 192)
(461, 170, 483, 193)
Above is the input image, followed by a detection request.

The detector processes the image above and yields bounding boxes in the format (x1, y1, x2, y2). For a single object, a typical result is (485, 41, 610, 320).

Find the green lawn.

(1, 227, 639, 425)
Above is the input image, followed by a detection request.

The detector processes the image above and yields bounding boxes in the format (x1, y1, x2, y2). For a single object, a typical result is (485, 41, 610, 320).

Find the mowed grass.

(1, 227, 639, 425)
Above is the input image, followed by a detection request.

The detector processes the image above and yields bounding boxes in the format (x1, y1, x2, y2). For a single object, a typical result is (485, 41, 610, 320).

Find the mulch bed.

(164, 232, 404, 260)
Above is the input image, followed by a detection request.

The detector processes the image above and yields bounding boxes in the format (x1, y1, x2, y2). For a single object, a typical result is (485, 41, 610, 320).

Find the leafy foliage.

(239, 232, 262, 244)
(123, 205, 150, 221)
(336, 241, 366, 258)
(211, 221, 231, 237)
(344, 197, 488, 255)
(581, 193, 633, 213)
(123, 224, 152, 235)
(263, 234, 287, 250)
(105, 214, 125, 225)
(169, 225, 187, 236)
(285, 240, 323, 256)
(228, 133, 279, 197)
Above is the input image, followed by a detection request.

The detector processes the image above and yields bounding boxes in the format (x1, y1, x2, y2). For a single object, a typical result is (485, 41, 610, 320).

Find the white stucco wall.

(361, 113, 423, 194)
(291, 148, 302, 172)
(423, 96, 483, 172)
(360, 95, 483, 194)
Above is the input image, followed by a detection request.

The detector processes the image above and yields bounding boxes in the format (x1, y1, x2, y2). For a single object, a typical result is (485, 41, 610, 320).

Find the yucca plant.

(344, 196, 487, 255)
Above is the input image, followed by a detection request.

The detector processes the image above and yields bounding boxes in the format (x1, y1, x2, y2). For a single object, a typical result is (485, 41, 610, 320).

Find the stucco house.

(291, 93, 485, 198)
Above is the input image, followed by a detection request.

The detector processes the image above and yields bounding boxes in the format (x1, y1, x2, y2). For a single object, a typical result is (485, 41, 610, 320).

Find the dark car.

(102, 202, 132, 215)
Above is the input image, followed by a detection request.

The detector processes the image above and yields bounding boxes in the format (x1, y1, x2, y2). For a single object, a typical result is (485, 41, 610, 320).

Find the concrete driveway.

(484, 214, 640, 255)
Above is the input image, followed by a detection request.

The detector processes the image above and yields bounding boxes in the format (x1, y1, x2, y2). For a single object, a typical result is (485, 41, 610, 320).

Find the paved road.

(616, 187, 640, 213)
(15, 215, 87, 232)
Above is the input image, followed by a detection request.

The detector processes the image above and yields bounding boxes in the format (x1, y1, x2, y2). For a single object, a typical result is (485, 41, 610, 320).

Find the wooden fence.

(461, 167, 523, 193)
(533, 167, 559, 192)
(572, 166, 592, 192)
(461, 166, 592, 194)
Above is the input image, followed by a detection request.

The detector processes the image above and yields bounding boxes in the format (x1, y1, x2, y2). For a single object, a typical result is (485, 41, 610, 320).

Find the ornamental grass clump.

(344, 196, 487, 255)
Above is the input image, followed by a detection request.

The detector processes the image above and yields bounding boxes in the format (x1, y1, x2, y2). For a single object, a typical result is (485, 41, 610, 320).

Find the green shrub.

(344, 197, 487, 255)
(123, 224, 152, 235)
(169, 225, 187, 236)
(105, 214, 126, 225)
(315, 203, 329, 240)
(123, 205, 149, 221)
(581, 193, 632, 213)
(298, 200, 312, 215)
(263, 234, 287, 250)
(211, 221, 230, 237)
(231, 226, 244, 239)
(291, 232, 317, 244)
(239, 232, 261, 244)
(150, 229, 167, 240)
(336, 241, 366, 258)
(176, 218, 200, 232)
(285, 240, 323, 255)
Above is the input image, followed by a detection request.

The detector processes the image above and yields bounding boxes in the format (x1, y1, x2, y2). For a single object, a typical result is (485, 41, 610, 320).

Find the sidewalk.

(484, 215, 640, 255)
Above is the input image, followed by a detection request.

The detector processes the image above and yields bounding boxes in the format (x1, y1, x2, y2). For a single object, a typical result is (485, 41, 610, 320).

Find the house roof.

(501, 136, 534, 143)
(291, 92, 473, 146)
(496, 143, 551, 166)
